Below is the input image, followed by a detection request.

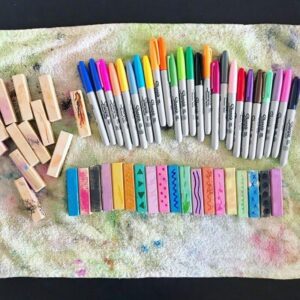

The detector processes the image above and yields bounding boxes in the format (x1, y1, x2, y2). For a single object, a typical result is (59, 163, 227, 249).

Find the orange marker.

(203, 45, 212, 135)
(123, 163, 136, 211)
(202, 167, 215, 215)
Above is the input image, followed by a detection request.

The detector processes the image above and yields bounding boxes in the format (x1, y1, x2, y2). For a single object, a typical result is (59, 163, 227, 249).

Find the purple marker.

(241, 69, 254, 158)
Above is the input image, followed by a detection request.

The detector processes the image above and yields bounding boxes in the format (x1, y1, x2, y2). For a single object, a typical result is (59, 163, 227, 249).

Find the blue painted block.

(66, 168, 80, 216)
(168, 165, 181, 213)
(248, 170, 260, 218)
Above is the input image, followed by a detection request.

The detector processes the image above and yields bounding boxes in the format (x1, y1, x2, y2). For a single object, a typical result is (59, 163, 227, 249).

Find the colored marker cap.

(246, 69, 254, 102)
(271, 69, 283, 101)
(97, 59, 111, 92)
(237, 68, 246, 101)
(185, 46, 194, 80)
(288, 76, 300, 110)
(194, 52, 203, 86)
(177, 47, 186, 80)
(115, 58, 129, 92)
(77, 61, 93, 93)
(108, 63, 121, 96)
(88, 58, 102, 91)
(132, 55, 145, 89)
(142, 55, 154, 89)
(254, 70, 263, 104)
(203, 45, 212, 79)
(220, 50, 229, 84)
(281, 68, 293, 102)
(262, 70, 273, 103)
(211, 60, 220, 94)
(228, 60, 238, 94)
(125, 60, 138, 95)
(149, 38, 160, 71)
(157, 37, 167, 70)
(167, 54, 178, 87)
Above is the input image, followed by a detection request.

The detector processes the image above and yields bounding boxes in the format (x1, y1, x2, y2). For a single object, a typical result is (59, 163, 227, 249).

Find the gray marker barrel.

(161, 70, 173, 127)
(195, 84, 204, 142)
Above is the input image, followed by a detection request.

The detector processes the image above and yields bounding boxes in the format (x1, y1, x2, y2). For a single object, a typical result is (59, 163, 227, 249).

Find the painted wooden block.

(191, 168, 204, 216)
(146, 166, 158, 214)
(236, 170, 248, 217)
(134, 164, 147, 213)
(202, 167, 215, 215)
(0, 117, 9, 141)
(101, 163, 113, 211)
(225, 168, 237, 215)
(123, 163, 136, 211)
(0, 141, 7, 156)
(66, 168, 80, 216)
(259, 171, 271, 217)
(248, 170, 260, 218)
(270, 168, 283, 217)
(112, 162, 125, 210)
(180, 166, 192, 213)
(0, 78, 17, 124)
(156, 165, 170, 213)
(78, 168, 91, 215)
(213, 168, 226, 215)
(168, 165, 181, 213)
(89, 165, 102, 212)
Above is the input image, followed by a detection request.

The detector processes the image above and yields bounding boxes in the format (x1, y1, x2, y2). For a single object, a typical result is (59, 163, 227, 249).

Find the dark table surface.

(0, 0, 299, 299)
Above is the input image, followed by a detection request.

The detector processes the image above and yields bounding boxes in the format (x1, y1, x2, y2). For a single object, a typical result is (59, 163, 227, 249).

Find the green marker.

(256, 70, 274, 159)
(177, 47, 188, 136)
(167, 54, 182, 142)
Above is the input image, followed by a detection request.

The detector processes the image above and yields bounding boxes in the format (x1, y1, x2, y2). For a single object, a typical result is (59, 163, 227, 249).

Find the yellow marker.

(225, 168, 237, 215)
(142, 55, 154, 89)
(115, 58, 129, 92)
(112, 162, 125, 209)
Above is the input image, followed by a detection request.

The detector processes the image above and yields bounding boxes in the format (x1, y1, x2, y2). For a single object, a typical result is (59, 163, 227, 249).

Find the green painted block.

(236, 170, 248, 217)
(180, 166, 192, 213)
(134, 164, 147, 213)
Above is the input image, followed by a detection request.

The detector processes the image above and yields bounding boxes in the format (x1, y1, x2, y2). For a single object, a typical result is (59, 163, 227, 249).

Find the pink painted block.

(78, 168, 91, 215)
(146, 166, 159, 214)
(213, 168, 226, 215)
(101, 163, 113, 211)
(156, 165, 170, 213)
(270, 168, 283, 217)
(191, 168, 204, 216)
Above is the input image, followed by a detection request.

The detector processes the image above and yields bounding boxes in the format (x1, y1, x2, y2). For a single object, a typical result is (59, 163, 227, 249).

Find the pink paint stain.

(73, 259, 87, 278)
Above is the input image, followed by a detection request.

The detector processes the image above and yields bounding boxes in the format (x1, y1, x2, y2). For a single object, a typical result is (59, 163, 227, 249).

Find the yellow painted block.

(112, 162, 124, 210)
(225, 168, 237, 215)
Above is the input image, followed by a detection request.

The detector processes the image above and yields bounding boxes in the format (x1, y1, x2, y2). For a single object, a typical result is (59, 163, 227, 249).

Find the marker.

(233, 68, 246, 157)
(226, 60, 237, 150)
(186, 46, 196, 136)
(142, 55, 162, 144)
(149, 38, 166, 127)
(211, 60, 220, 150)
(241, 69, 254, 159)
(280, 76, 300, 166)
(264, 69, 283, 158)
(177, 47, 189, 136)
(115, 58, 139, 147)
(158, 37, 173, 127)
(132, 55, 154, 143)
(272, 69, 293, 158)
(77, 61, 109, 146)
(97, 59, 123, 146)
(256, 70, 273, 159)
(194, 53, 205, 142)
(249, 70, 263, 160)
(168, 54, 183, 143)
(88, 59, 116, 145)
(108, 63, 133, 150)
(219, 51, 229, 140)
(203, 45, 212, 135)
(125, 60, 148, 149)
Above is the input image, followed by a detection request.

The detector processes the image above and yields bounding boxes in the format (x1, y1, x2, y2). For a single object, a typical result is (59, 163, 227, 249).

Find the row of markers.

(78, 37, 299, 166)
(66, 163, 284, 218)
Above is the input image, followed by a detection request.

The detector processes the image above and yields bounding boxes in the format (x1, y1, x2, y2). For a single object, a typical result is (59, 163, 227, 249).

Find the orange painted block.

(202, 167, 215, 215)
(123, 163, 136, 211)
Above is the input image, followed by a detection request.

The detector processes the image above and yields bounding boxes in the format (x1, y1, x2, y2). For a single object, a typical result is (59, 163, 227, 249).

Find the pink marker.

(156, 165, 170, 213)
(101, 163, 113, 211)
(146, 166, 159, 214)
(211, 60, 220, 150)
(97, 59, 123, 146)
(191, 168, 204, 216)
(78, 168, 91, 215)
(213, 168, 226, 215)
(270, 168, 283, 216)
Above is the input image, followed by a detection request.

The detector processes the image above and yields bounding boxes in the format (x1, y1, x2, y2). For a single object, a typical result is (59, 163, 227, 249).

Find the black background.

(0, 0, 300, 299)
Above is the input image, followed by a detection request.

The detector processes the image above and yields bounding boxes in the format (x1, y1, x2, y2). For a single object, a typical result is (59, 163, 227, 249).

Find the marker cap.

(132, 55, 145, 89)
(288, 76, 300, 110)
(157, 37, 167, 70)
(176, 47, 186, 80)
(281, 68, 293, 102)
(88, 58, 102, 91)
(220, 50, 229, 84)
(228, 60, 238, 94)
(245, 69, 254, 102)
(194, 52, 203, 86)
(262, 70, 273, 103)
(108, 63, 121, 96)
(254, 70, 263, 104)
(237, 68, 246, 101)
(125, 60, 138, 95)
(211, 60, 220, 94)
(115, 58, 129, 92)
(97, 59, 111, 92)
(77, 61, 93, 93)
(167, 54, 178, 87)
(203, 45, 212, 79)
(185, 46, 194, 80)
(271, 69, 283, 101)
(142, 55, 154, 89)
(149, 38, 159, 71)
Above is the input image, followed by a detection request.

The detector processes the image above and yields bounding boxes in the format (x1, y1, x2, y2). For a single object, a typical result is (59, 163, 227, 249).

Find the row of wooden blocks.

(66, 163, 284, 218)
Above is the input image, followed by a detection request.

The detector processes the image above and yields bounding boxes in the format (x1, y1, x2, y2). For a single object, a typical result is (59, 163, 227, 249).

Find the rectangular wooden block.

(0, 117, 9, 141)
(78, 168, 91, 215)
(39, 74, 62, 122)
(168, 165, 181, 213)
(259, 171, 271, 217)
(0, 78, 17, 124)
(225, 168, 237, 215)
(0, 141, 7, 156)
(146, 166, 158, 214)
(191, 168, 204, 216)
(270, 168, 283, 217)
(214, 168, 226, 215)
(9, 149, 46, 192)
(47, 130, 73, 178)
(236, 170, 249, 217)
(248, 170, 260, 218)
(112, 162, 125, 210)
(6, 123, 39, 166)
(134, 164, 147, 213)
(66, 168, 80, 216)
(31, 100, 55, 146)
(156, 165, 170, 213)
(101, 163, 113, 211)
(123, 163, 136, 211)
(12, 74, 33, 121)
(89, 165, 102, 212)
(14, 177, 45, 222)
(18, 121, 51, 164)
(70, 90, 91, 137)
(202, 167, 215, 215)
(180, 166, 192, 214)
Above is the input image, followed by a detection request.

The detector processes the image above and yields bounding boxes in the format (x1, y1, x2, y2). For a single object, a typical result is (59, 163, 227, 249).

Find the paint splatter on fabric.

(0, 24, 299, 278)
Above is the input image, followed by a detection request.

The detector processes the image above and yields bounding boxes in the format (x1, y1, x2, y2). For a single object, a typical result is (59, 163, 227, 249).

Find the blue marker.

(88, 59, 116, 145)
(132, 55, 153, 143)
(66, 168, 80, 216)
(168, 165, 181, 213)
(248, 170, 260, 218)
(77, 61, 109, 145)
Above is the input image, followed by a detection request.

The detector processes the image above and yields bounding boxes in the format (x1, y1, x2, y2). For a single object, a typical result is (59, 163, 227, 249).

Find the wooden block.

(47, 131, 73, 178)
(101, 163, 113, 211)
(70, 90, 91, 137)
(78, 168, 91, 215)
(270, 168, 283, 217)
(89, 165, 102, 212)
(0, 117, 9, 141)
(123, 163, 136, 211)
(213, 168, 226, 215)
(14, 177, 45, 222)
(180, 166, 192, 213)
(66, 168, 80, 216)
(31, 100, 55, 146)
(39, 74, 62, 122)
(0, 78, 17, 124)
(191, 168, 204, 216)
(112, 162, 125, 210)
(134, 164, 147, 213)
(6, 123, 39, 166)
(156, 165, 170, 213)
(0, 141, 7, 156)
(12, 74, 33, 121)
(259, 171, 271, 217)
(236, 170, 248, 217)
(168, 165, 181, 213)
(202, 167, 215, 215)
(9, 149, 46, 192)
(146, 166, 158, 214)
(248, 170, 260, 218)
(18, 121, 51, 164)
(225, 168, 237, 215)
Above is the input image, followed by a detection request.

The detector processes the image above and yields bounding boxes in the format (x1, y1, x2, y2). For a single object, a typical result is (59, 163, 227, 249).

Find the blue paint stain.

(153, 240, 163, 249)
(140, 245, 149, 253)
